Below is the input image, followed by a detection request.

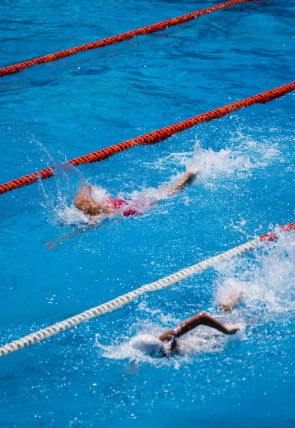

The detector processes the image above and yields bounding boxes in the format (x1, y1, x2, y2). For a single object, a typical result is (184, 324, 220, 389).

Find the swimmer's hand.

(219, 290, 244, 313)
(186, 165, 200, 176)
(225, 325, 240, 335)
(185, 170, 199, 185)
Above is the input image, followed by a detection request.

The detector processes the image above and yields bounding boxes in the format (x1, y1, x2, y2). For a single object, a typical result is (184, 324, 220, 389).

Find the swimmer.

(45, 168, 198, 248)
(74, 169, 199, 221)
(131, 291, 243, 358)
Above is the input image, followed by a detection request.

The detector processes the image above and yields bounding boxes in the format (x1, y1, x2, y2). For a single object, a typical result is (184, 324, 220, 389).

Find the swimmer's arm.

(45, 218, 110, 249)
(219, 290, 244, 313)
(150, 170, 199, 205)
(45, 225, 95, 250)
(159, 312, 239, 343)
(162, 170, 198, 196)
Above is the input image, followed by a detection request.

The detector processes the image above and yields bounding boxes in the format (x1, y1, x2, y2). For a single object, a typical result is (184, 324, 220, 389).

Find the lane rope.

(1, 80, 294, 195)
(0, 222, 294, 357)
(0, 0, 252, 78)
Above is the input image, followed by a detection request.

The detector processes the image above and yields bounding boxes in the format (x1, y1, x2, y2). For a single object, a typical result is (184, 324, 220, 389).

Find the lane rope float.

(0, 222, 294, 358)
(1, 80, 294, 195)
(0, 0, 252, 78)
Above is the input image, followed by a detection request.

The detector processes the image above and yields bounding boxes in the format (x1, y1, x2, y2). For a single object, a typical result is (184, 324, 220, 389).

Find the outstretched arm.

(159, 312, 239, 344)
(45, 218, 109, 250)
(157, 170, 199, 199)
(148, 169, 199, 206)
(163, 170, 198, 196)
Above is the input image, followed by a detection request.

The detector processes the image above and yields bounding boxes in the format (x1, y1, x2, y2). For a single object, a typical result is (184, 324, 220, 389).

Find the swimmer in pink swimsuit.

(46, 170, 198, 248)
(74, 169, 198, 220)
(104, 198, 144, 217)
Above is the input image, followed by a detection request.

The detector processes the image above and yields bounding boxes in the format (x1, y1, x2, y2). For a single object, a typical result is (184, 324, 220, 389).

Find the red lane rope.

(260, 222, 295, 242)
(1, 80, 294, 195)
(0, 0, 252, 78)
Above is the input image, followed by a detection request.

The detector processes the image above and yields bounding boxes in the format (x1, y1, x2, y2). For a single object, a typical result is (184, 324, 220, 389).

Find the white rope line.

(0, 238, 259, 357)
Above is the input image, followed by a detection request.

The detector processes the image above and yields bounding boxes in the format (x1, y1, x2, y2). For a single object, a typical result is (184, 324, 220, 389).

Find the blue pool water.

(0, 0, 295, 426)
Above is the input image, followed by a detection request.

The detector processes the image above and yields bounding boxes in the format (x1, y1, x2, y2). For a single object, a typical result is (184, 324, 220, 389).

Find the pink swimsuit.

(105, 198, 148, 217)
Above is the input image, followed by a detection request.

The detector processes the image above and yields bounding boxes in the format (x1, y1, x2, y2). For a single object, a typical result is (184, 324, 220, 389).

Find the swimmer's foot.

(219, 290, 244, 313)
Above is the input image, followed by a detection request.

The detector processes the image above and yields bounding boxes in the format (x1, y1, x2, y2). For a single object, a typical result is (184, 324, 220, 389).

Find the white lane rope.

(0, 238, 259, 357)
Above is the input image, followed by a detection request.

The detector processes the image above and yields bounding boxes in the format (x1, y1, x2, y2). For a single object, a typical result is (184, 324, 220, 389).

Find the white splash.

(96, 231, 295, 363)
(215, 231, 295, 317)
(157, 132, 281, 187)
(95, 333, 163, 363)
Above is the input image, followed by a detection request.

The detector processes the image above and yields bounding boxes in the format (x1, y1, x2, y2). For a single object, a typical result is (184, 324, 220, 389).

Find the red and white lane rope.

(1, 80, 294, 195)
(0, 222, 294, 358)
(0, 0, 252, 78)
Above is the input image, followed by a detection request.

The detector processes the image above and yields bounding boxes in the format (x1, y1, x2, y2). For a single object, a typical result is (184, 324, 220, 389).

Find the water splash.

(95, 333, 163, 364)
(215, 231, 295, 318)
(97, 231, 295, 364)
(158, 132, 282, 187)
(94, 326, 241, 367)
(33, 140, 95, 226)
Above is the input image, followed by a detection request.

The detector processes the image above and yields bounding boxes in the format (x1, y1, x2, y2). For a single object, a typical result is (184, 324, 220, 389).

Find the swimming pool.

(0, 0, 294, 426)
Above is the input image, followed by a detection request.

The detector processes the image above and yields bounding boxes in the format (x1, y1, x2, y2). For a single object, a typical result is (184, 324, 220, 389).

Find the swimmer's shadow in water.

(44, 218, 111, 250)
